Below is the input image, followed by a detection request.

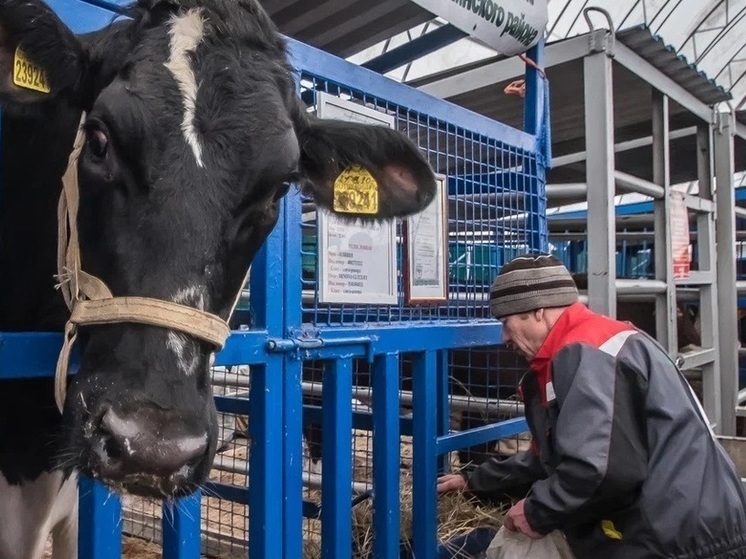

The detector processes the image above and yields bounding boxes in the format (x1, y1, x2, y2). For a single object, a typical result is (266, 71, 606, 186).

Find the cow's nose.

(96, 405, 208, 478)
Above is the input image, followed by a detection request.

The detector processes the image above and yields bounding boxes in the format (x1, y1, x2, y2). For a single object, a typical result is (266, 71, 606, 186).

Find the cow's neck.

(0, 103, 81, 332)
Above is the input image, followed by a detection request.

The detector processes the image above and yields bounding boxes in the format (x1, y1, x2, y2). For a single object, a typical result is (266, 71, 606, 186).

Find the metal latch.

(267, 329, 376, 361)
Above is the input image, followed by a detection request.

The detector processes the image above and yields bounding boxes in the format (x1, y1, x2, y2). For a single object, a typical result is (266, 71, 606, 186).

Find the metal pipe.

(738, 281, 746, 296)
(545, 183, 588, 200)
(299, 382, 524, 416)
(616, 278, 668, 295)
(614, 170, 666, 199)
(552, 126, 697, 168)
(210, 376, 525, 416)
(548, 214, 685, 232)
(549, 231, 746, 242)
(212, 454, 372, 495)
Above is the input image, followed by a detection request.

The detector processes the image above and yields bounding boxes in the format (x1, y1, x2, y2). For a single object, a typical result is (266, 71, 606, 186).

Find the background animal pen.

(0, 0, 551, 558)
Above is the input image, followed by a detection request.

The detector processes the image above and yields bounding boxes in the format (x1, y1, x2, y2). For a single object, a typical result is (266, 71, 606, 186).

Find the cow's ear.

(0, 0, 87, 108)
(297, 116, 437, 219)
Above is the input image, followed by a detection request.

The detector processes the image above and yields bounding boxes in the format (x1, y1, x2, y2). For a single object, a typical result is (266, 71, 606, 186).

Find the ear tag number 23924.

(13, 47, 50, 94)
(333, 166, 379, 215)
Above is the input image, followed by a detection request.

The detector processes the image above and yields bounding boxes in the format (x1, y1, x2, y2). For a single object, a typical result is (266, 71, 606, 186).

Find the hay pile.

(43, 536, 162, 559)
(347, 470, 507, 559)
(116, 425, 514, 558)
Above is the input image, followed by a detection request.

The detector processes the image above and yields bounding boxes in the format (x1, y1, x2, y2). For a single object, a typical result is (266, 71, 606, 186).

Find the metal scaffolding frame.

(580, 33, 737, 434)
(581, 34, 737, 434)
(424, 27, 741, 435)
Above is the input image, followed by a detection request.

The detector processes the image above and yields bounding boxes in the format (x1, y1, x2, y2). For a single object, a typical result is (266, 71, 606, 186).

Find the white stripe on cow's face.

(168, 285, 207, 375)
(164, 9, 206, 168)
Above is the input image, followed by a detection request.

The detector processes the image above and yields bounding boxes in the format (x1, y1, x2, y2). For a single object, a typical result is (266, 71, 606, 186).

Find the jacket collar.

(530, 302, 589, 372)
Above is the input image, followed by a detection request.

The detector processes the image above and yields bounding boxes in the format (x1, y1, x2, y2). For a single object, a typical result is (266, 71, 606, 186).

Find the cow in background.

(0, 1, 436, 557)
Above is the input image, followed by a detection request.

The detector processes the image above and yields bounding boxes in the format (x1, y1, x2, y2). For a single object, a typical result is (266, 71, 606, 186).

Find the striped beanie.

(490, 254, 579, 319)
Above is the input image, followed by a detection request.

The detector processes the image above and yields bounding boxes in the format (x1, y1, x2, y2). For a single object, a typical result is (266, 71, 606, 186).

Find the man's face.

(500, 310, 549, 360)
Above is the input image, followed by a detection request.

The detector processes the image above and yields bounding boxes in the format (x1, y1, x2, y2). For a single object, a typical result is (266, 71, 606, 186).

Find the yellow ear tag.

(12, 47, 51, 94)
(601, 520, 623, 540)
(333, 166, 379, 215)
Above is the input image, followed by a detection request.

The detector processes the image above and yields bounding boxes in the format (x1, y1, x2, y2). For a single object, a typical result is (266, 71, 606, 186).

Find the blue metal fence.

(0, 1, 550, 557)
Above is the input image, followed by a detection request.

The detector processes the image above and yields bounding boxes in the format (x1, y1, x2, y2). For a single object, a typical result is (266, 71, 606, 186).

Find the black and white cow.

(0, 1, 436, 557)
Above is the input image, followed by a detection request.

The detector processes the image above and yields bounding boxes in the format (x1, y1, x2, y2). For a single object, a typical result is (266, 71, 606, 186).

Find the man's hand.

(436, 473, 468, 493)
(503, 499, 544, 539)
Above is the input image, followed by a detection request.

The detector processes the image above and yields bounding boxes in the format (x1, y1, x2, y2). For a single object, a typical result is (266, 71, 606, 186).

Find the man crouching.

(438, 253, 746, 559)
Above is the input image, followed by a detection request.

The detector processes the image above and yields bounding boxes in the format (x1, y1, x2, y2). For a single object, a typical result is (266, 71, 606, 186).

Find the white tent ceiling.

(350, 0, 746, 109)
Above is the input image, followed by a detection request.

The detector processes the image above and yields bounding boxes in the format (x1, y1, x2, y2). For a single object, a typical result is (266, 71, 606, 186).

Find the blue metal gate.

(0, 1, 550, 557)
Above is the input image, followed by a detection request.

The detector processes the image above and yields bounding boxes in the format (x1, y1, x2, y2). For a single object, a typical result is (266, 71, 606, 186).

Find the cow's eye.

(86, 128, 109, 160)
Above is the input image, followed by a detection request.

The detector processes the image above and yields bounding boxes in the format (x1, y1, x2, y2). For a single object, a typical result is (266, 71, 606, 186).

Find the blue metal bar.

(203, 482, 322, 521)
(213, 395, 250, 416)
(283, 357, 303, 559)
(372, 353, 400, 559)
(0, 332, 78, 379)
(523, 41, 545, 139)
(0, 328, 268, 379)
(413, 351, 438, 559)
(544, 190, 738, 220)
(286, 37, 536, 152)
(437, 350, 451, 474)
(362, 24, 466, 74)
(78, 477, 122, 559)
(523, 40, 550, 253)
(44, 0, 124, 33)
(436, 417, 529, 455)
(248, 360, 284, 558)
(248, 205, 285, 559)
(162, 493, 202, 559)
(303, 405, 413, 435)
(213, 330, 270, 366)
(283, 188, 304, 559)
(321, 358, 353, 559)
(304, 322, 502, 357)
(203, 482, 247, 504)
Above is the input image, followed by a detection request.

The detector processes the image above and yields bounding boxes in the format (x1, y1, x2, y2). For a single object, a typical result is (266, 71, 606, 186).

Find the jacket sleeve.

(466, 449, 546, 502)
(524, 342, 648, 534)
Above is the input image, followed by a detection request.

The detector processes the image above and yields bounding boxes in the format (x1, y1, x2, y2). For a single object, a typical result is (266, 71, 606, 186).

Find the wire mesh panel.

(285, 60, 545, 557)
(297, 74, 543, 327)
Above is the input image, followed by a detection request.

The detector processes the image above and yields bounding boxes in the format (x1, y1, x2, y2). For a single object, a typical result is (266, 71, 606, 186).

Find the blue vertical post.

(78, 477, 122, 559)
(283, 189, 304, 559)
(524, 39, 549, 253)
(372, 353, 400, 558)
(162, 492, 202, 559)
(321, 358, 353, 559)
(283, 357, 303, 559)
(437, 349, 451, 474)
(248, 205, 286, 559)
(413, 351, 438, 558)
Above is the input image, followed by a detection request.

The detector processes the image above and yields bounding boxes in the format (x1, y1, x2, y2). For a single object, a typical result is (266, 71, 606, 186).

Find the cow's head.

(0, 0, 435, 497)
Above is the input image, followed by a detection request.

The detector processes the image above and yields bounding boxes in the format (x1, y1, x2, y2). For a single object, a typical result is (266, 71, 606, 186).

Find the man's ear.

(0, 0, 87, 109)
(296, 113, 437, 220)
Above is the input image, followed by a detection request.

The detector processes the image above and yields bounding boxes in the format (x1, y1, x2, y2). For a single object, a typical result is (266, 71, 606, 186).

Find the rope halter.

(54, 114, 234, 412)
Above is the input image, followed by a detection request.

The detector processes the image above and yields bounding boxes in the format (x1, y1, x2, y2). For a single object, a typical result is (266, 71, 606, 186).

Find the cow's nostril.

(103, 435, 122, 462)
(95, 405, 208, 479)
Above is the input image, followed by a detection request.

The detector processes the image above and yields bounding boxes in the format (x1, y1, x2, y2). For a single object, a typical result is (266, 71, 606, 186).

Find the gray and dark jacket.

(467, 303, 746, 559)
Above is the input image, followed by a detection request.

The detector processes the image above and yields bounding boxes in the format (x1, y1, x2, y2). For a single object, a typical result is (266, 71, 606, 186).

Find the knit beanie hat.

(490, 254, 579, 319)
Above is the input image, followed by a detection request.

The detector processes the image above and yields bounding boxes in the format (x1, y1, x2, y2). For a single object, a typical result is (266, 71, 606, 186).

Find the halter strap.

(54, 113, 236, 412)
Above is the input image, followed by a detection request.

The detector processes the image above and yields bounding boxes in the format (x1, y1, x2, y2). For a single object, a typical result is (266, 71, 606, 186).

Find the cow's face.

(0, 0, 435, 498)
